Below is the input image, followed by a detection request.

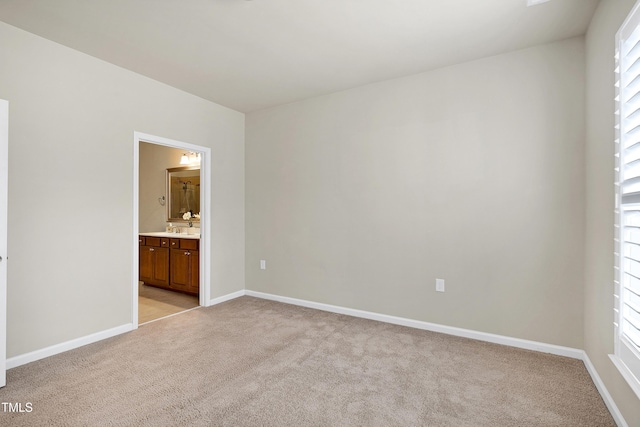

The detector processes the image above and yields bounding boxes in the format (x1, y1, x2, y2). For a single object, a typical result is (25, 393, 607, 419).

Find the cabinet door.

(139, 245, 154, 283)
(152, 247, 170, 287)
(187, 250, 199, 294)
(140, 244, 169, 288)
(170, 248, 190, 292)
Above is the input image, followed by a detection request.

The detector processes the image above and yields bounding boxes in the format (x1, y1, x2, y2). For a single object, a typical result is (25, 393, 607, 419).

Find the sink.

(140, 230, 200, 239)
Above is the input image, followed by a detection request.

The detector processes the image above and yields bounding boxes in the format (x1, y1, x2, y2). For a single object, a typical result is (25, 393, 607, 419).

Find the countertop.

(139, 231, 200, 240)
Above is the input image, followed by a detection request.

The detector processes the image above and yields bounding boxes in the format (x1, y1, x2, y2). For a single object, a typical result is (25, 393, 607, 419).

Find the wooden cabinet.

(170, 241, 199, 294)
(139, 236, 199, 296)
(139, 237, 169, 288)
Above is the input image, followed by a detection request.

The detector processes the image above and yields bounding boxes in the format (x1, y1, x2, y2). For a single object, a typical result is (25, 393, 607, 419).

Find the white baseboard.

(585, 353, 628, 427)
(6, 323, 134, 370)
(245, 290, 583, 359)
(209, 289, 245, 306)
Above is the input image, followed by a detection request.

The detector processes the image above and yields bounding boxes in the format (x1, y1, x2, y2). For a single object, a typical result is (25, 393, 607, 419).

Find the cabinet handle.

(184, 251, 190, 256)
(149, 248, 155, 252)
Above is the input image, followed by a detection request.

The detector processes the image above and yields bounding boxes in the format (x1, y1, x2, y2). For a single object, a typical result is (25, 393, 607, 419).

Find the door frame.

(132, 132, 211, 327)
(0, 99, 8, 387)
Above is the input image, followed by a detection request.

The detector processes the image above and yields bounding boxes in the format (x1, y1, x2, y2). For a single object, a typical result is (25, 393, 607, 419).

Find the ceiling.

(0, 0, 599, 113)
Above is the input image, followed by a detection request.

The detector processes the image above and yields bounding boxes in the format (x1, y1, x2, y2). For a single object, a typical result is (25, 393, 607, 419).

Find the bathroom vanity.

(138, 232, 199, 295)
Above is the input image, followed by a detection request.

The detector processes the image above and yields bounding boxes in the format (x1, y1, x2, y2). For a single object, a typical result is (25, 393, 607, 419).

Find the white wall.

(246, 37, 586, 348)
(0, 21, 245, 358)
(585, 0, 640, 424)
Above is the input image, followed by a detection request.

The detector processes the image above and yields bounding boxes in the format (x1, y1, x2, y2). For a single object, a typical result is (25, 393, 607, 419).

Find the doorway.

(133, 132, 211, 327)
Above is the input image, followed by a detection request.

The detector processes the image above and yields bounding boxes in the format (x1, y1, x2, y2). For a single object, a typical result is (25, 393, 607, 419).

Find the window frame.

(612, 0, 640, 400)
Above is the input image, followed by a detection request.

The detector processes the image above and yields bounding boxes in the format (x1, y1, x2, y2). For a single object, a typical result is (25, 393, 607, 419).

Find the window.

(613, 1, 640, 399)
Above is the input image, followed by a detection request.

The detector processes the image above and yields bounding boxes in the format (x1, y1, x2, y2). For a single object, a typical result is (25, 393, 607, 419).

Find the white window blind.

(614, 1, 640, 399)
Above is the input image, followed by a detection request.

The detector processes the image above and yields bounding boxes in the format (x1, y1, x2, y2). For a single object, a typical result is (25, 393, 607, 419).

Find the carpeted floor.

(0, 297, 614, 426)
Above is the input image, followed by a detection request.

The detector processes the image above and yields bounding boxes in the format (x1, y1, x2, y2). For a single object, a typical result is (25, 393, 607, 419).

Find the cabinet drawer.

(145, 237, 161, 247)
(180, 239, 199, 250)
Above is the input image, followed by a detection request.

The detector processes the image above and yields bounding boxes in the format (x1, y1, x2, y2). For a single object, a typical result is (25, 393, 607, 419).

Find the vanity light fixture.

(180, 151, 201, 165)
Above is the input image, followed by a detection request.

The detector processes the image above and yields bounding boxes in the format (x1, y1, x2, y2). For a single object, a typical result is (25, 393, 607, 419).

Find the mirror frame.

(166, 166, 201, 222)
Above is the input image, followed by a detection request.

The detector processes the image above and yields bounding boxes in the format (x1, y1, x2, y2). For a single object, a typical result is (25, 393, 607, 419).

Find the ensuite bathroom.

(138, 141, 202, 324)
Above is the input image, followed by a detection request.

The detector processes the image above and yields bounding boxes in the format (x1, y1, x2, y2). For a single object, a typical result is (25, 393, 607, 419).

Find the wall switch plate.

(436, 278, 445, 292)
(260, 260, 266, 270)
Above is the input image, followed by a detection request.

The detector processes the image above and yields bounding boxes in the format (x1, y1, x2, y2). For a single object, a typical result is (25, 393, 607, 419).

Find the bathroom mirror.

(167, 166, 201, 222)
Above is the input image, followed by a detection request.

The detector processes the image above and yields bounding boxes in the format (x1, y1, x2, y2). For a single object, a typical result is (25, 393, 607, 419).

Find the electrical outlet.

(260, 260, 266, 270)
(436, 278, 445, 292)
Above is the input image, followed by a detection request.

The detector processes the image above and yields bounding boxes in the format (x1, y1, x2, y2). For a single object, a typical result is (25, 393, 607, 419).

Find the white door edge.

(0, 99, 9, 387)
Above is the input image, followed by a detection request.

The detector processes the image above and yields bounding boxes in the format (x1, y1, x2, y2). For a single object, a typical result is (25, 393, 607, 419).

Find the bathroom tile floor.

(138, 283, 199, 324)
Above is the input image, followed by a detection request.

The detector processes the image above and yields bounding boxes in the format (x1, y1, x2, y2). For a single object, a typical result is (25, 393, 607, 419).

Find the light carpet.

(0, 296, 614, 426)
